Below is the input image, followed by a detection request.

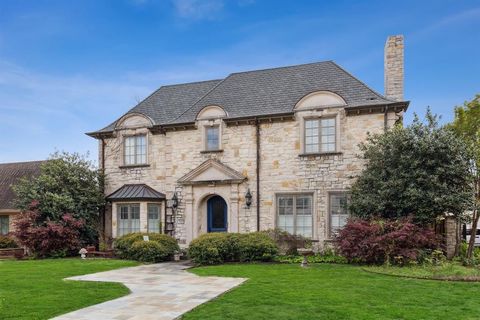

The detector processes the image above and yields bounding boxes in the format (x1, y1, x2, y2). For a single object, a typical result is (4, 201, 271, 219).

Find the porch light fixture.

(245, 189, 252, 208)
(172, 192, 179, 209)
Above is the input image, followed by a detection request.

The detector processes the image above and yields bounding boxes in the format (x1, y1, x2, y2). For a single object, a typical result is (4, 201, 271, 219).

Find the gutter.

(100, 138, 107, 241)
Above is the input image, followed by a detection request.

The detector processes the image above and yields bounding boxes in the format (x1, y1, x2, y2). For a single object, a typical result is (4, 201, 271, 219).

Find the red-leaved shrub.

(334, 218, 440, 265)
(13, 206, 85, 258)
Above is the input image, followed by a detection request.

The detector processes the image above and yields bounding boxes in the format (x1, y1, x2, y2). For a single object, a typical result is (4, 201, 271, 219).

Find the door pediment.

(178, 159, 246, 185)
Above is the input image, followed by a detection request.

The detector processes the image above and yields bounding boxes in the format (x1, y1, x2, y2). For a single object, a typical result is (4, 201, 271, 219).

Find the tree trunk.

(467, 179, 480, 259)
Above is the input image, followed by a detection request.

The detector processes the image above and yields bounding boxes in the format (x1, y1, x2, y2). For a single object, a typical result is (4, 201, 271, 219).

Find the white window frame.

(204, 124, 221, 151)
(303, 116, 338, 154)
(0, 215, 9, 235)
(329, 192, 349, 237)
(276, 194, 314, 238)
(147, 203, 161, 233)
(117, 203, 141, 236)
(123, 134, 147, 166)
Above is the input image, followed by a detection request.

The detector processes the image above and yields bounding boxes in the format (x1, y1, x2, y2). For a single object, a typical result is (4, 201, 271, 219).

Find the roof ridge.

(168, 77, 229, 123)
(228, 60, 334, 76)
(328, 61, 395, 102)
(160, 78, 223, 88)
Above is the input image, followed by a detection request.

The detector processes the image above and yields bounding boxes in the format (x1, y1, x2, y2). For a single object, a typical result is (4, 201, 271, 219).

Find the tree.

(13, 152, 104, 245)
(349, 110, 473, 225)
(449, 95, 480, 259)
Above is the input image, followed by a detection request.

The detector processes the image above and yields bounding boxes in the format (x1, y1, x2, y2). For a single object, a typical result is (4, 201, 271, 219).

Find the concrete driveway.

(52, 262, 246, 320)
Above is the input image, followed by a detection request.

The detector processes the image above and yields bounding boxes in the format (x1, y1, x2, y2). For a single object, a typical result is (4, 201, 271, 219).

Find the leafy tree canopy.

(13, 152, 104, 244)
(349, 110, 473, 224)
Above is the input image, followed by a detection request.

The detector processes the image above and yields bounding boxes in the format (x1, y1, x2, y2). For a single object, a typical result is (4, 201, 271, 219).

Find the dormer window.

(205, 126, 220, 151)
(124, 135, 147, 165)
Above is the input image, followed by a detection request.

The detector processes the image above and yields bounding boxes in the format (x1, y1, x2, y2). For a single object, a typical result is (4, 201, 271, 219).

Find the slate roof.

(88, 61, 408, 136)
(106, 184, 166, 201)
(0, 161, 45, 210)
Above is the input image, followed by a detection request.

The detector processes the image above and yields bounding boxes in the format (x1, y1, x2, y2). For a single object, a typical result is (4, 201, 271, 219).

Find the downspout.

(101, 138, 106, 240)
(384, 106, 389, 132)
(255, 119, 261, 232)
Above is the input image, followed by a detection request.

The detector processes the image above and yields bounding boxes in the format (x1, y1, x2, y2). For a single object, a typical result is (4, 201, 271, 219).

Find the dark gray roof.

(89, 61, 406, 136)
(106, 184, 166, 201)
(96, 79, 222, 133)
(0, 161, 45, 210)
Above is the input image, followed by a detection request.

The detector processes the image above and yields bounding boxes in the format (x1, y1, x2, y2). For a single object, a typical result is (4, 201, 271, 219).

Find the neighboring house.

(0, 161, 45, 235)
(88, 35, 409, 247)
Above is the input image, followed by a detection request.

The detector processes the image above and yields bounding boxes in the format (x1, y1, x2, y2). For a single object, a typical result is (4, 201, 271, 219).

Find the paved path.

(52, 262, 246, 320)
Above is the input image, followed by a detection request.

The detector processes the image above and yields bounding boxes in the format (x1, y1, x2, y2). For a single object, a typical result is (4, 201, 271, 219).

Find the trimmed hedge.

(114, 233, 179, 263)
(0, 235, 18, 249)
(188, 232, 278, 265)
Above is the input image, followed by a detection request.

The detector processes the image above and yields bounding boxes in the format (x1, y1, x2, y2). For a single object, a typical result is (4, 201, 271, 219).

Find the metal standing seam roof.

(0, 160, 46, 210)
(88, 60, 408, 136)
(106, 184, 166, 201)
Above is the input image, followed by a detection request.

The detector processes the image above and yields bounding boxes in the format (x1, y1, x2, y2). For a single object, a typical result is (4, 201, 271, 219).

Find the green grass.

(0, 258, 138, 320)
(365, 262, 480, 281)
(185, 263, 480, 320)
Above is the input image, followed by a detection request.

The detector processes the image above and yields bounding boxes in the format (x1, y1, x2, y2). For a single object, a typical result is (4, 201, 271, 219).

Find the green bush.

(188, 232, 278, 265)
(0, 235, 18, 249)
(262, 229, 310, 255)
(114, 233, 179, 262)
(238, 232, 278, 262)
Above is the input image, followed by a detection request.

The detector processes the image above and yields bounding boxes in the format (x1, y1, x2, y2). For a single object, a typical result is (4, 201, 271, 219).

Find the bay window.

(117, 204, 140, 236)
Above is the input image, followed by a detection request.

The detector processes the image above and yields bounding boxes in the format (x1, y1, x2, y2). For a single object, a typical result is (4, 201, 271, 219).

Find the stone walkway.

(52, 262, 246, 320)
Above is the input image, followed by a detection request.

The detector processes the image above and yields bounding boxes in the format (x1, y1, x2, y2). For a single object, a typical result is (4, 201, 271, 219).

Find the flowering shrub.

(13, 207, 84, 258)
(334, 218, 440, 265)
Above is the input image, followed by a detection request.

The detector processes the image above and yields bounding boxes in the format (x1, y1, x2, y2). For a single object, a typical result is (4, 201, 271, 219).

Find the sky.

(0, 0, 479, 164)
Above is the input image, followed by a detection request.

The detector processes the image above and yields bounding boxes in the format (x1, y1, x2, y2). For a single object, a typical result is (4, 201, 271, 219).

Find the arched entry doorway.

(207, 195, 228, 232)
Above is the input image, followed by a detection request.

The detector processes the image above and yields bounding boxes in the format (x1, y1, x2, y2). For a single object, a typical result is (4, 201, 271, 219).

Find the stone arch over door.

(195, 191, 232, 237)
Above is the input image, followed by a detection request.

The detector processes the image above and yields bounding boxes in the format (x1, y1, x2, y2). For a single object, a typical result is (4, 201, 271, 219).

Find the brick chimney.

(384, 35, 404, 101)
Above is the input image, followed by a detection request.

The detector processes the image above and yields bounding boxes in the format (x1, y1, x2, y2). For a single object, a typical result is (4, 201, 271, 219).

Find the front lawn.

(0, 258, 138, 319)
(185, 263, 480, 320)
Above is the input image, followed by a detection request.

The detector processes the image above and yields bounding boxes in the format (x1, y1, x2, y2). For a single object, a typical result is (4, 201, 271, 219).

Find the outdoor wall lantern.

(245, 189, 252, 208)
(172, 192, 179, 209)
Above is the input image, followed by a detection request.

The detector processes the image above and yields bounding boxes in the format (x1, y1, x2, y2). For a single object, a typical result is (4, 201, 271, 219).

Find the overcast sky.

(0, 0, 479, 163)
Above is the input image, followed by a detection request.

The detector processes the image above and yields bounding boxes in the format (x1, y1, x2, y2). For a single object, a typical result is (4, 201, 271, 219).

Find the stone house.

(88, 35, 408, 247)
(0, 160, 45, 235)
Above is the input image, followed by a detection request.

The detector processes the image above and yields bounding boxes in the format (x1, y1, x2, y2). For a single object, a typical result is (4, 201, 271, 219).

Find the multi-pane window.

(0, 215, 9, 235)
(205, 126, 220, 151)
(304, 118, 336, 153)
(277, 194, 313, 238)
(147, 204, 161, 233)
(329, 193, 349, 236)
(117, 204, 140, 236)
(124, 135, 147, 165)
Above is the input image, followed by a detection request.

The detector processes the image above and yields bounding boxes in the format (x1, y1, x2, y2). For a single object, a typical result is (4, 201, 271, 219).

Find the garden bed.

(363, 263, 480, 282)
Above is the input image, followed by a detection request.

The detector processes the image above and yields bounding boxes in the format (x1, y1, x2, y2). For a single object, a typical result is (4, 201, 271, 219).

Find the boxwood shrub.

(114, 233, 179, 262)
(0, 235, 18, 249)
(188, 232, 278, 265)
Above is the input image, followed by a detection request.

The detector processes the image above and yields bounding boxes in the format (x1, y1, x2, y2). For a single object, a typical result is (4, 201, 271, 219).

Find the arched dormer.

(196, 105, 227, 120)
(115, 113, 154, 130)
(294, 91, 347, 110)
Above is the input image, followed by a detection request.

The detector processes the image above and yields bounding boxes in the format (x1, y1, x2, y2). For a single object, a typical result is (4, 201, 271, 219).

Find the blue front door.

(207, 196, 228, 232)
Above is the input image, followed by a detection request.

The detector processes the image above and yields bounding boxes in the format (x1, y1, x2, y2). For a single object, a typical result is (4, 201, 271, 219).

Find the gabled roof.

(106, 184, 166, 201)
(0, 161, 46, 210)
(178, 159, 246, 185)
(88, 61, 409, 137)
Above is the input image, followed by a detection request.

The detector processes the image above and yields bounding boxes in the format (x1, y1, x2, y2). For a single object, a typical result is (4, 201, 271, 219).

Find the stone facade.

(384, 35, 404, 101)
(101, 104, 399, 247)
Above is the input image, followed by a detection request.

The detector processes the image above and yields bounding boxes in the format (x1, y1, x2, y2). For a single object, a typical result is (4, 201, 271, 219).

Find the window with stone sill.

(329, 192, 349, 237)
(304, 117, 336, 154)
(124, 135, 147, 166)
(276, 194, 313, 238)
(0, 215, 9, 235)
(117, 204, 140, 236)
(205, 125, 220, 151)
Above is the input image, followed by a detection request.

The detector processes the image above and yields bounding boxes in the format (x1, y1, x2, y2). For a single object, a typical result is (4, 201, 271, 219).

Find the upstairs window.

(304, 117, 336, 154)
(205, 126, 220, 151)
(124, 135, 147, 165)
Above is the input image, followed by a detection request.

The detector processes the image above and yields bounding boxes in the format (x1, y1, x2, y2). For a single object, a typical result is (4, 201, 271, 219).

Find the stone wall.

(101, 108, 394, 245)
